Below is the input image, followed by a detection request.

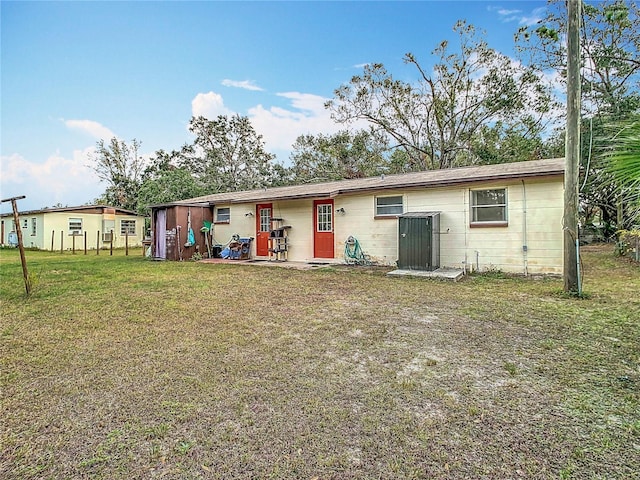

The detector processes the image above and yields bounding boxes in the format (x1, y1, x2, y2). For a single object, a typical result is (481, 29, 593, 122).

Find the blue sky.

(1, 1, 549, 212)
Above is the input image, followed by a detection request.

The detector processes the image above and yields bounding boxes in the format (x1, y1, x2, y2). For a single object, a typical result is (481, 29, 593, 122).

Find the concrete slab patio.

(199, 257, 343, 270)
(200, 258, 465, 280)
(386, 267, 465, 281)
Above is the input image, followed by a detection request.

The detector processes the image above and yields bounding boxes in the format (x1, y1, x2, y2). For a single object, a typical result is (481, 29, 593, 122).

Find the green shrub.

(615, 229, 640, 262)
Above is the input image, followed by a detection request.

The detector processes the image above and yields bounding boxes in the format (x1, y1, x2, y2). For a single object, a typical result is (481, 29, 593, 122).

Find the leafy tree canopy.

(136, 149, 205, 215)
(327, 21, 557, 170)
(90, 137, 144, 212)
(288, 129, 390, 184)
(180, 115, 278, 193)
(516, 0, 640, 119)
(603, 118, 640, 227)
(517, 0, 640, 229)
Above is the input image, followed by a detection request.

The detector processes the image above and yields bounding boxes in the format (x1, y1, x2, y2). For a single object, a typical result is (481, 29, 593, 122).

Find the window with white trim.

(316, 204, 332, 232)
(120, 219, 136, 235)
(22, 219, 28, 229)
(375, 195, 403, 216)
(216, 207, 230, 223)
(31, 218, 37, 236)
(69, 218, 83, 235)
(470, 188, 508, 224)
(259, 207, 271, 232)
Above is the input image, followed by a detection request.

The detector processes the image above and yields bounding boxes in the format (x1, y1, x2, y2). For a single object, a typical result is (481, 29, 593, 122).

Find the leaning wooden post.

(60, 231, 64, 254)
(51, 230, 55, 251)
(84, 231, 87, 255)
(125, 230, 129, 256)
(97, 231, 100, 255)
(110, 229, 114, 256)
(72, 233, 76, 254)
(1, 196, 30, 295)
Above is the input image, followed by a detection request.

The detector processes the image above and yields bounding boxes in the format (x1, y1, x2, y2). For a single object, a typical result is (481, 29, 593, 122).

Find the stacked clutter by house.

(220, 234, 253, 260)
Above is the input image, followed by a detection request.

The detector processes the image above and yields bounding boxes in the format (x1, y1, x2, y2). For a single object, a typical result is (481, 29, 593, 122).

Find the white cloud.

(191, 91, 233, 119)
(497, 8, 520, 16)
(189, 89, 346, 160)
(490, 5, 545, 26)
(248, 92, 342, 154)
(221, 79, 264, 91)
(277, 92, 328, 114)
(0, 149, 103, 210)
(64, 119, 116, 140)
(519, 7, 546, 26)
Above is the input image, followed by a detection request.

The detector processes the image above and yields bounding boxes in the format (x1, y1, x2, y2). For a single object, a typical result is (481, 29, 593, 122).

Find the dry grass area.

(0, 245, 638, 479)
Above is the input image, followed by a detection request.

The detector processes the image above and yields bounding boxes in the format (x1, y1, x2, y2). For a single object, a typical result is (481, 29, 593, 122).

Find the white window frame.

(375, 195, 404, 217)
(31, 218, 37, 236)
(215, 207, 231, 223)
(316, 204, 333, 232)
(21, 218, 28, 229)
(120, 219, 136, 235)
(470, 188, 508, 225)
(69, 218, 83, 236)
(259, 207, 271, 232)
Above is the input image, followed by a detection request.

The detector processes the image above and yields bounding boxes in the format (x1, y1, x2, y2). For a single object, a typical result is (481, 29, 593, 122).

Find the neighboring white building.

(0, 205, 146, 251)
(156, 158, 565, 275)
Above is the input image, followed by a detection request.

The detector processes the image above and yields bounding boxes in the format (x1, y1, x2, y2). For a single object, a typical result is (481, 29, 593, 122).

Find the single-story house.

(152, 158, 565, 274)
(0, 205, 146, 251)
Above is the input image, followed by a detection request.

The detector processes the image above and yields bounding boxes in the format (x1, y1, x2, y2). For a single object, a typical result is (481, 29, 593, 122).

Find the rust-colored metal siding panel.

(153, 204, 213, 261)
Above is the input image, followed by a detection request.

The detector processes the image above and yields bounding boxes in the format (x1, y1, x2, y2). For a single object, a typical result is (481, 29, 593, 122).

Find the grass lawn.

(1, 246, 638, 479)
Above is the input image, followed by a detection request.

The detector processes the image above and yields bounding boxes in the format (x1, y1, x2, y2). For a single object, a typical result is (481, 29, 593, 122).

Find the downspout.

(522, 180, 528, 276)
(463, 189, 469, 272)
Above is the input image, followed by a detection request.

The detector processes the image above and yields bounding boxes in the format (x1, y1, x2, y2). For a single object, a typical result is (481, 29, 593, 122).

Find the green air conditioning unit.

(398, 212, 440, 271)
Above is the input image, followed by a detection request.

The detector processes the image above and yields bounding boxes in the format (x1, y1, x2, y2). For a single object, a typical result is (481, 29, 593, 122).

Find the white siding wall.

(212, 200, 317, 259)
(211, 205, 256, 250)
(210, 177, 563, 274)
(271, 200, 315, 259)
(22, 214, 45, 249)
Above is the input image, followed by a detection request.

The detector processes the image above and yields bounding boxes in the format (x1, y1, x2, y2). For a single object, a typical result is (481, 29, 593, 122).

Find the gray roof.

(174, 158, 565, 206)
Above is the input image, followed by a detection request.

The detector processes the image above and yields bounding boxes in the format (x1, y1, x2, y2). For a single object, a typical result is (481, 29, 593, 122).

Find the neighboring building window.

(103, 219, 115, 242)
(120, 219, 136, 235)
(22, 219, 28, 229)
(375, 195, 403, 216)
(216, 207, 230, 223)
(69, 218, 83, 235)
(470, 188, 508, 224)
(31, 218, 37, 236)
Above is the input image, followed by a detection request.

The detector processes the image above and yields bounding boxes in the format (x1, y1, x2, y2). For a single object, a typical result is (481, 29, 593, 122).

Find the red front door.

(256, 203, 272, 256)
(313, 199, 334, 258)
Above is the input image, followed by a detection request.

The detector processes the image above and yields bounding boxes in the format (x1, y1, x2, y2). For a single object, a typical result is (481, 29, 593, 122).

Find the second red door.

(313, 199, 334, 258)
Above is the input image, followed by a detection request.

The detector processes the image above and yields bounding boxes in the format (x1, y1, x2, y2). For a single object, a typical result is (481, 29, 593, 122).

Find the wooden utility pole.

(564, 0, 581, 293)
(1, 196, 31, 295)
